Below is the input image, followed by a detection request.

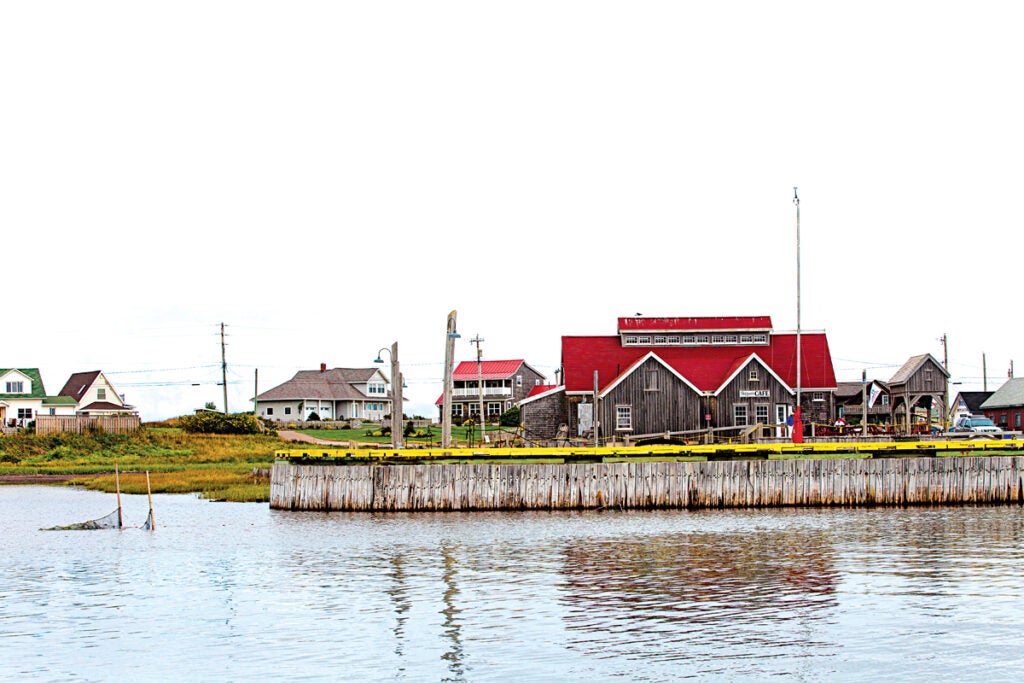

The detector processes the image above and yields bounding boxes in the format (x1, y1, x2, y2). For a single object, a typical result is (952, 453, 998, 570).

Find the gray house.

(254, 365, 393, 423)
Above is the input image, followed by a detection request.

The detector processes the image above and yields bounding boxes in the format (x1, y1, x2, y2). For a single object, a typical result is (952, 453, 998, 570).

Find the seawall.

(270, 456, 1024, 511)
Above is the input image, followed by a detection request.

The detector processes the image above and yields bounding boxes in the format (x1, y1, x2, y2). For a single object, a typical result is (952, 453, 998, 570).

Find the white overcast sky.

(3, 2, 1021, 421)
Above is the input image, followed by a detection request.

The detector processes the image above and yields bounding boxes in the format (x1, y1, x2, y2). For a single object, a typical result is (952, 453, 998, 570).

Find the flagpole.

(793, 187, 804, 443)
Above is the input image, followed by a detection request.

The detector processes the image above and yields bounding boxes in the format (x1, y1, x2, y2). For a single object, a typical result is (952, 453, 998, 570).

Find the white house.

(57, 371, 137, 416)
(253, 365, 394, 423)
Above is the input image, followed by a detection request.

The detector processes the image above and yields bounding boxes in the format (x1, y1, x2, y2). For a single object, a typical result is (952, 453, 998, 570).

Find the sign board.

(739, 390, 770, 398)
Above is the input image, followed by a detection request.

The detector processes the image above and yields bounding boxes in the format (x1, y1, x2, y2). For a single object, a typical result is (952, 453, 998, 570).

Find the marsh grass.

(1, 429, 277, 502)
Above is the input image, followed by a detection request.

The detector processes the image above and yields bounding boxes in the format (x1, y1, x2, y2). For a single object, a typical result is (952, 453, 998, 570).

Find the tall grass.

(0, 428, 278, 502)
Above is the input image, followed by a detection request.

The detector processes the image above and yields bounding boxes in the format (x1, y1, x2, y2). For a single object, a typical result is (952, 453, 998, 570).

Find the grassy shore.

(0, 428, 279, 502)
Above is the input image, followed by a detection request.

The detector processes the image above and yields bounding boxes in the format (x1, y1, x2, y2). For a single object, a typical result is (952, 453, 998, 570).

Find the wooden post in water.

(145, 471, 155, 530)
(115, 463, 123, 528)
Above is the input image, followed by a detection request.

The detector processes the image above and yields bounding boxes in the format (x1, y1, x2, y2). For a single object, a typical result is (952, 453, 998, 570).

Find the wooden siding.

(599, 357, 703, 435)
(716, 358, 792, 430)
(520, 391, 567, 443)
(35, 415, 141, 435)
(271, 456, 1024, 511)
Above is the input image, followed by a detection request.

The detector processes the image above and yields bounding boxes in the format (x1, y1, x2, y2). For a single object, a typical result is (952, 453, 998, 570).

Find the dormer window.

(368, 382, 386, 395)
(5, 381, 24, 393)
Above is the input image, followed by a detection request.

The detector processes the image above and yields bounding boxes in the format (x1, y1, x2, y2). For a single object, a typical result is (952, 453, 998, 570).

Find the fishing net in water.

(42, 507, 122, 531)
(141, 508, 154, 531)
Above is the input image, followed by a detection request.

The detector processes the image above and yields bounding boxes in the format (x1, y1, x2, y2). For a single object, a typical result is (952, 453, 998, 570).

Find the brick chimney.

(320, 363, 327, 373)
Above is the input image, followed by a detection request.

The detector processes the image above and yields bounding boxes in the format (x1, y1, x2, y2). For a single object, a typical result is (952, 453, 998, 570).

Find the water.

(3, 487, 1024, 682)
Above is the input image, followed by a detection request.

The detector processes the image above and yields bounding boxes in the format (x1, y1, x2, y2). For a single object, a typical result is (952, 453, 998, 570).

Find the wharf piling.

(270, 456, 1024, 512)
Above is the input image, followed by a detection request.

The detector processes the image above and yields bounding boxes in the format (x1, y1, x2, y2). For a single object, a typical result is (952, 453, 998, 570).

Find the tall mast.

(792, 187, 804, 443)
(794, 187, 801, 403)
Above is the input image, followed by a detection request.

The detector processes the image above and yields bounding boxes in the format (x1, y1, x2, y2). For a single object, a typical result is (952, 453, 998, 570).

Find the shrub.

(178, 412, 262, 435)
(500, 406, 521, 427)
(307, 412, 321, 422)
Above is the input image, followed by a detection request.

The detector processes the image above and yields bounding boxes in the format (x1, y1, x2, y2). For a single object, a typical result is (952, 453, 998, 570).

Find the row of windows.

(622, 334, 769, 347)
(264, 403, 386, 417)
(367, 383, 386, 395)
(5, 381, 24, 393)
(451, 403, 505, 418)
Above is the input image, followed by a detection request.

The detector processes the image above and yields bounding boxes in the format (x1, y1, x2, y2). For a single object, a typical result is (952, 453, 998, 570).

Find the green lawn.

(293, 424, 518, 447)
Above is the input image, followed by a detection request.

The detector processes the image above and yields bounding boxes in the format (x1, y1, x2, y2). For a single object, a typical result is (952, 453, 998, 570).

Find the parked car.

(952, 416, 1003, 434)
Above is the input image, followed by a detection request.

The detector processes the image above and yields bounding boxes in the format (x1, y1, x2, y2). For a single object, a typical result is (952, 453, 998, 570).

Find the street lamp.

(374, 342, 403, 449)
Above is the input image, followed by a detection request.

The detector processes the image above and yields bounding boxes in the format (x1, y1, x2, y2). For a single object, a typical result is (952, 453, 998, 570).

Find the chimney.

(320, 363, 327, 373)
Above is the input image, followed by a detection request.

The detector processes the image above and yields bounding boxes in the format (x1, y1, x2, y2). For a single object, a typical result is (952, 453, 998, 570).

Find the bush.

(500, 406, 521, 427)
(178, 412, 262, 435)
(307, 412, 321, 422)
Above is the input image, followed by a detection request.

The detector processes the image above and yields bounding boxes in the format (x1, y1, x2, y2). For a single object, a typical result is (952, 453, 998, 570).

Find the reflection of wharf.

(270, 441, 1024, 511)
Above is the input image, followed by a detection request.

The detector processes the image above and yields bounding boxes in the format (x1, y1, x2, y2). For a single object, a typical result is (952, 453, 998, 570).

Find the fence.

(35, 415, 141, 435)
(270, 456, 1024, 511)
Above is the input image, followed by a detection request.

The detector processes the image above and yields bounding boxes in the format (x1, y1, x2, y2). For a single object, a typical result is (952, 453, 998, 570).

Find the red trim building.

(436, 359, 546, 424)
(520, 316, 837, 443)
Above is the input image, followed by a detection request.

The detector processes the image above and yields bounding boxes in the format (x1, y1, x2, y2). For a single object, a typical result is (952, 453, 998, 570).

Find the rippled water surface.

(3, 487, 1024, 681)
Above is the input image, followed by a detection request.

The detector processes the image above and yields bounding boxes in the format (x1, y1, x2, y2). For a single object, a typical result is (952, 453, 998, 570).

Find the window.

(752, 334, 768, 344)
(469, 403, 481, 417)
(748, 367, 759, 382)
(97, 388, 106, 400)
(667, 336, 680, 344)
(645, 370, 659, 392)
(368, 382, 385, 395)
(624, 335, 640, 345)
(487, 402, 501, 417)
(711, 335, 725, 344)
(755, 404, 769, 424)
(881, 395, 889, 407)
(266, 407, 274, 416)
(999, 414, 1007, 427)
(734, 405, 748, 426)
(516, 375, 523, 387)
(616, 405, 632, 431)
(17, 408, 33, 420)
(5, 381, 23, 393)
(1016, 414, 1021, 429)
(695, 335, 710, 344)
(653, 336, 667, 345)
(812, 392, 825, 402)
(452, 404, 464, 418)
(284, 407, 292, 415)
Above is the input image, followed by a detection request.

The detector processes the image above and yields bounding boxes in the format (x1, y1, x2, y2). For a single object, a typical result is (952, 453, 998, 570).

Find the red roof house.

(521, 316, 837, 442)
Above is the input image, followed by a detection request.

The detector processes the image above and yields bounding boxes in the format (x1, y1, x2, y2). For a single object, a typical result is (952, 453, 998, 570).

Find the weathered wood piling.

(270, 456, 1024, 511)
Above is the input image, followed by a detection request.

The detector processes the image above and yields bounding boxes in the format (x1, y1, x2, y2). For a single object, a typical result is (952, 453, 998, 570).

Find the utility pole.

(470, 334, 488, 443)
(221, 322, 229, 414)
(442, 310, 459, 449)
(254, 368, 258, 420)
(983, 353, 988, 391)
(861, 369, 868, 434)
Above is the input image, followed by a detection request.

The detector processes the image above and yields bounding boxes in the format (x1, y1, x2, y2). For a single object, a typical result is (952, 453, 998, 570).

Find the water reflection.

(558, 527, 838, 672)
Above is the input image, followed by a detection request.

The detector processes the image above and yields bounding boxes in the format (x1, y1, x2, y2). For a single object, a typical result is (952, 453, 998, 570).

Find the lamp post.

(375, 342, 403, 449)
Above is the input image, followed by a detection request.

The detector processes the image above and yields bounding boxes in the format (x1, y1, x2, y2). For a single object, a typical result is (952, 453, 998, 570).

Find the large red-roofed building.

(520, 315, 837, 443)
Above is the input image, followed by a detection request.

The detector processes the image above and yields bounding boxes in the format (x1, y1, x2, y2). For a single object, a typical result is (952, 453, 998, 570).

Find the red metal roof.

(617, 316, 773, 333)
(526, 384, 560, 399)
(562, 333, 835, 394)
(452, 360, 525, 381)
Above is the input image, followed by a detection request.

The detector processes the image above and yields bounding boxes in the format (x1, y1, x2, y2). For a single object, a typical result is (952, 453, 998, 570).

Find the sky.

(3, 1, 1021, 421)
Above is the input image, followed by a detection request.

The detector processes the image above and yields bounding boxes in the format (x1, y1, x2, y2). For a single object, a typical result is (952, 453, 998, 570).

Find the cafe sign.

(739, 390, 770, 398)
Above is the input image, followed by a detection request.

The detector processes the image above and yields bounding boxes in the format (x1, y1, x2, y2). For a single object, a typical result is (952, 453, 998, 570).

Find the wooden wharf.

(270, 440, 1024, 512)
